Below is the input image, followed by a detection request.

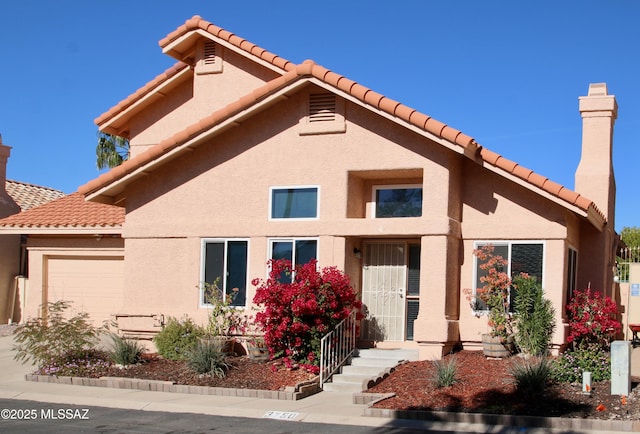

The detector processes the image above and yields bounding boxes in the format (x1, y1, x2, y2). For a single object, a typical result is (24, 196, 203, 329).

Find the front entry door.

(361, 242, 420, 342)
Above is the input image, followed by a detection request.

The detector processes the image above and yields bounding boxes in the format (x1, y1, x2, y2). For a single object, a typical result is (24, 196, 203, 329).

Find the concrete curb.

(360, 394, 640, 433)
(24, 373, 321, 401)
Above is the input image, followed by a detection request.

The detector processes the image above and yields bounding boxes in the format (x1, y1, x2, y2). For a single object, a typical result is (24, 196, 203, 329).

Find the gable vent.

(203, 41, 217, 65)
(308, 93, 337, 122)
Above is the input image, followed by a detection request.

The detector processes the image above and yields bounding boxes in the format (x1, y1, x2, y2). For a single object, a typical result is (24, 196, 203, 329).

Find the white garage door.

(46, 256, 124, 326)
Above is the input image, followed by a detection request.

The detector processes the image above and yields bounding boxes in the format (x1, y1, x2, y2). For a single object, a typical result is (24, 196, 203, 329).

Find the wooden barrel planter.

(481, 334, 515, 358)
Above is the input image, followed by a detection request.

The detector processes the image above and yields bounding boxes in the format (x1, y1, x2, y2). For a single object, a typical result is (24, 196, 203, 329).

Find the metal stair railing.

(319, 310, 357, 388)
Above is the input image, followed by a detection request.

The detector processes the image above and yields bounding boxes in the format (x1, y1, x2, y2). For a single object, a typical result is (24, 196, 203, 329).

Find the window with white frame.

(270, 186, 319, 219)
(373, 185, 423, 218)
(201, 239, 248, 307)
(473, 241, 544, 311)
(269, 238, 318, 283)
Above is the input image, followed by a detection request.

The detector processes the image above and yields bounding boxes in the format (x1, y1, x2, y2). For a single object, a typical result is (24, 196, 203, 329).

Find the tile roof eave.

(95, 62, 192, 132)
(159, 16, 295, 73)
(0, 226, 122, 235)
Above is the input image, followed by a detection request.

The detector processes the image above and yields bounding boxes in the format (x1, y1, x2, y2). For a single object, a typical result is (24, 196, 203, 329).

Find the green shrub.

(512, 274, 556, 357)
(153, 316, 205, 360)
(551, 343, 610, 383)
(187, 340, 230, 377)
(107, 334, 144, 366)
(432, 356, 458, 388)
(13, 300, 103, 367)
(509, 357, 552, 397)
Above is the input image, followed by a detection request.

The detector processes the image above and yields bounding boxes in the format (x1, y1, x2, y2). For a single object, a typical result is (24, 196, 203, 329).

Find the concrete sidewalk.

(1, 334, 638, 433)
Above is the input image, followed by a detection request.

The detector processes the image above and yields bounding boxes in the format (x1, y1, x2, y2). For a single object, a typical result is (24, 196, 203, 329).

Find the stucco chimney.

(575, 83, 617, 226)
(0, 134, 8, 188)
(0, 135, 20, 218)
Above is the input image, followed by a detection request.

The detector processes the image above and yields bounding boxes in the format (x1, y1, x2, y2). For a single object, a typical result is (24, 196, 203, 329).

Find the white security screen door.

(361, 242, 407, 341)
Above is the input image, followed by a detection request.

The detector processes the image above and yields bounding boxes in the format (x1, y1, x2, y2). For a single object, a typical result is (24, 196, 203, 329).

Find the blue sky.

(0, 1, 638, 231)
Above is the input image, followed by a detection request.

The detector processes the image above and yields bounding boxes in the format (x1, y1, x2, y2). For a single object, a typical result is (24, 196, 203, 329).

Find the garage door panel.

(47, 257, 124, 325)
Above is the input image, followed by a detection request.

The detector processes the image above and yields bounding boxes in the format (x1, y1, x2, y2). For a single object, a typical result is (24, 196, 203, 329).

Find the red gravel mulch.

(365, 351, 640, 421)
(90, 354, 316, 391)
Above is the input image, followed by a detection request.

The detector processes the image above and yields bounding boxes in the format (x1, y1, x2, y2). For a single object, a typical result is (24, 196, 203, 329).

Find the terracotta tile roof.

(5, 180, 64, 211)
(81, 17, 605, 226)
(95, 62, 190, 131)
(159, 16, 296, 73)
(0, 192, 124, 229)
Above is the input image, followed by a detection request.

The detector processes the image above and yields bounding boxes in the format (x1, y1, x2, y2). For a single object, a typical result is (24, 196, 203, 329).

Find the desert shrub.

(153, 316, 205, 360)
(509, 357, 552, 397)
(252, 259, 362, 374)
(566, 288, 620, 349)
(107, 334, 144, 366)
(432, 356, 458, 388)
(13, 300, 103, 367)
(187, 340, 230, 377)
(512, 274, 555, 357)
(551, 343, 610, 383)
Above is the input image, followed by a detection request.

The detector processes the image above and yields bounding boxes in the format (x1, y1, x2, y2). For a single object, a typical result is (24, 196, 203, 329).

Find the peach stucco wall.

(115, 83, 583, 355)
(129, 45, 280, 158)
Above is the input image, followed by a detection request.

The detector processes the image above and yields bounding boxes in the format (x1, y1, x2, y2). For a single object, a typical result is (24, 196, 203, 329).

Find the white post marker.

(611, 340, 631, 396)
(582, 371, 592, 394)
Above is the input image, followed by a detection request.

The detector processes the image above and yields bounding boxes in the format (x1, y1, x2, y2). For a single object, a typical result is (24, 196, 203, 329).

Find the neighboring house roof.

(6, 180, 64, 211)
(0, 192, 124, 234)
(80, 16, 606, 230)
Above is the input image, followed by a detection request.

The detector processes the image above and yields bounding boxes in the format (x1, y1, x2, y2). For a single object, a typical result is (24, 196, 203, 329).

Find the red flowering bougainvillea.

(566, 288, 620, 348)
(252, 259, 362, 374)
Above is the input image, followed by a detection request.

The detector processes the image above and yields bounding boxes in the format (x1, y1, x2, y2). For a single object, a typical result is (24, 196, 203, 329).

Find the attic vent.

(203, 41, 217, 65)
(308, 94, 337, 122)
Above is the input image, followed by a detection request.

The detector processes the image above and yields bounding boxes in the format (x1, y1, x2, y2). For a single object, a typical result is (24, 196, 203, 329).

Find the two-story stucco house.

(0, 16, 620, 359)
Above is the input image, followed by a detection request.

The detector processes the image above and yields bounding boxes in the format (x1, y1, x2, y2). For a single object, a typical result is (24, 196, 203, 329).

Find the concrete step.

(323, 348, 419, 393)
(356, 348, 419, 360)
(349, 357, 403, 367)
(331, 373, 372, 384)
(321, 381, 366, 393)
(339, 364, 387, 376)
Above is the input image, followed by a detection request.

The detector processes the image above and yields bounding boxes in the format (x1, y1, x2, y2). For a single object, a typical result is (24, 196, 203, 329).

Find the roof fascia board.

(163, 29, 287, 74)
(304, 78, 477, 159)
(0, 227, 122, 235)
(98, 66, 193, 133)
